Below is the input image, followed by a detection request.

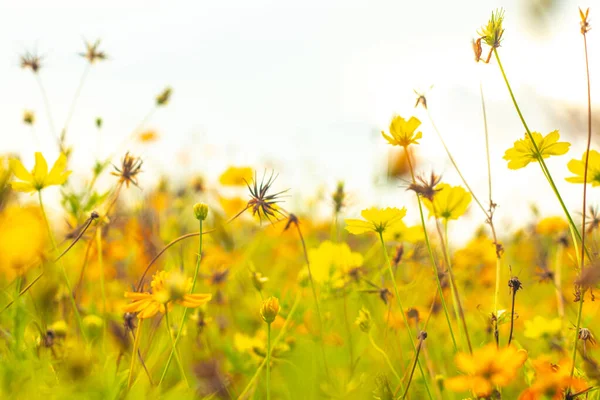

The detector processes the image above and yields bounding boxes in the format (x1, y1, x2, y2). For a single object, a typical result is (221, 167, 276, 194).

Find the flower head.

(79, 39, 107, 64)
(503, 131, 570, 170)
(156, 87, 173, 106)
(580, 7, 591, 35)
(245, 171, 288, 223)
(566, 150, 600, 186)
(345, 207, 407, 235)
(123, 270, 212, 319)
(10, 152, 71, 192)
(20, 51, 43, 73)
(193, 202, 209, 221)
(445, 344, 527, 398)
(23, 110, 35, 125)
(478, 8, 505, 49)
(111, 152, 143, 188)
(422, 183, 471, 220)
(407, 171, 442, 201)
(260, 296, 280, 323)
(381, 116, 423, 148)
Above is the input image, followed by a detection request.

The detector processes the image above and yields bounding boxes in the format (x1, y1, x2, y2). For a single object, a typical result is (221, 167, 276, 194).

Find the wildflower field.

(1, 6, 599, 400)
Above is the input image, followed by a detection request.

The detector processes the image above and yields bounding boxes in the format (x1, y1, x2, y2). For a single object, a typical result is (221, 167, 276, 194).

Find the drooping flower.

(10, 152, 71, 192)
(123, 270, 212, 319)
(566, 150, 600, 186)
(445, 344, 527, 398)
(381, 116, 423, 148)
(345, 207, 407, 235)
(422, 183, 471, 220)
(503, 131, 570, 170)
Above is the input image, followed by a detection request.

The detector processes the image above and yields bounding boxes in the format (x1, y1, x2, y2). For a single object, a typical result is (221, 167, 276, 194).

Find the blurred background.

(0, 0, 597, 242)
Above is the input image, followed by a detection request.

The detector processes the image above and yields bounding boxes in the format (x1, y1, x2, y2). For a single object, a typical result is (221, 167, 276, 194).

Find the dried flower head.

(111, 152, 143, 188)
(509, 276, 523, 294)
(79, 39, 107, 64)
(20, 51, 43, 73)
(407, 171, 442, 201)
(156, 87, 173, 106)
(580, 7, 591, 35)
(332, 181, 346, 214)
(23, 110, 35, 125)
(478, 9, 505, 49)
(245, 171, 288, 223)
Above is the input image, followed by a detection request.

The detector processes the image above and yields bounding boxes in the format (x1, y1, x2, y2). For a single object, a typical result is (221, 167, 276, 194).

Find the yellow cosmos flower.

(123, 270, 212, 319)
(422, 183, 471, 220)
(535, 216, 568, 236)
(381, 116, 423, 148)
(219, 166, 254, 186)
(10, 152, 71, 192)
(523, 316, 562, 339)
(445, 344, 527, 398)
(345, 207, 407, 235)
(503, 131, 570, 170)
(309, 241, 363, 284)
(566, 150, 600, 186)
(383, 220, 424, 244)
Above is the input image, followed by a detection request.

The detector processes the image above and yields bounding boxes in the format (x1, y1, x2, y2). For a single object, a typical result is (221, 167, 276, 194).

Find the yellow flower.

(445, 344, 527, 398)
(566, 150, 600, 186)
(381, 116, 423, 148)
(308, 241, 363, 284)
(0, 206, 47, 279)
(477, 8, 505, 49)
(536, 216, 568, 236)
(219, 166, 254, 186)
(523, 316, 562, 339)
(503, 131, 570, 170)
(345, 207, 407, 235)
(10, 152, 71, 192)
(383, 221, 424, 244)
(123, 270, 212, 319)
(137, 130, 159, 143)
(260, 296, 280, 323)
(422, 183, 471, 220)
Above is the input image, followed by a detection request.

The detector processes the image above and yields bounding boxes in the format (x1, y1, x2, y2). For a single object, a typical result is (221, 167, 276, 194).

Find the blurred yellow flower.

(445, 344, 527, 398)
(10, 152, 71, 192)
(518, 358, 587, 400)
(219, 166, 253, 186)
(536, 216, 568, 236)
(503, 131, 570, 170)
(309, 241, 363, 284)
(566, 150, 600, 186)
(383, 221, 424, 244)
(381, 116, 423, 148)
(422, 183, 471, 220)
(345, 207, 406, 235)
(523, 316, 561, 339)
(0, 205, 47, 279)
(23, 110, 35, 125)
(137, 130, 159, 143)
(123, 270, 211, 319)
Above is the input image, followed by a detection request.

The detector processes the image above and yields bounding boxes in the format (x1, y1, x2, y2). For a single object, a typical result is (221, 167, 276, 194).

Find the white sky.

(0, 0, 597, 241)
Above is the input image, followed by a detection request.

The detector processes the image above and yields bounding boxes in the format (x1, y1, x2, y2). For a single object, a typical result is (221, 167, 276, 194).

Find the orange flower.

(445, 344, 527, 397)
(123, 270, 212, 319)
(518, 358, 588, 400)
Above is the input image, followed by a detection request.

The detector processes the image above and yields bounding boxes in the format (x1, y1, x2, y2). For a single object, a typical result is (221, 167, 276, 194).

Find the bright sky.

(0, 0, 596, 241)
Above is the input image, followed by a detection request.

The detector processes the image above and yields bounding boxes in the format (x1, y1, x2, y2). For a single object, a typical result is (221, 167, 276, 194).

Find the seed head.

(245, 171, 288, 224)
(20, 51, 43, 73)
(407, 171, 442, 201)
(79, 39, 107, 64)
(111, 152, 143, 188)
(580, 8, 591, 35)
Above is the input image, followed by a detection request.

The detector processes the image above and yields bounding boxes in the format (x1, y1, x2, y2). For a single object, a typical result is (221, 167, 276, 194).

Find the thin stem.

(570, 27, 593, 392)
(292, 221, 330, 379)
(368, 332, 402, 385)
(405, 148, 459, 352)
(159, 219, 204, 386)
(237, 292, 301, 399)
(38, 190, 87, 342)
(35, 75, 59, 148)
(61, 64, 91, 145)
(127, 319, 142, 388)
(378, 232, 433, 399)
(493, 48, 587, 257)
(163, 307, 189, 388)
(96, 228, 106, 347)
(266, 323, 272, 400)
(507, 288, 517, 346)
(402, 333, 426, 400)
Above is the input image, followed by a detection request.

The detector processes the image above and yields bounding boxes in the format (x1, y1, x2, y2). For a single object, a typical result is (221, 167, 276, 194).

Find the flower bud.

(260, 296, 280, 324)
(355, 307, 372, 333)
(193, 202, 209, 221)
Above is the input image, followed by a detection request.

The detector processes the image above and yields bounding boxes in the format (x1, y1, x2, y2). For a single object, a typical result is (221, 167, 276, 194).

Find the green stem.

(237, 292, 301, 399)
(96, 227, 107, 347)
(127, 319, 142, 388)
(163, 307, 189, 388)
(159, 219, 203, 386)
(493, 48, 587, 256)
(38, 190, 87, 342)
(378, 232, 433, 399)
(405, 149, 458, 352)
(266, 323, 272, 400)
(368, 332, 402, 385)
